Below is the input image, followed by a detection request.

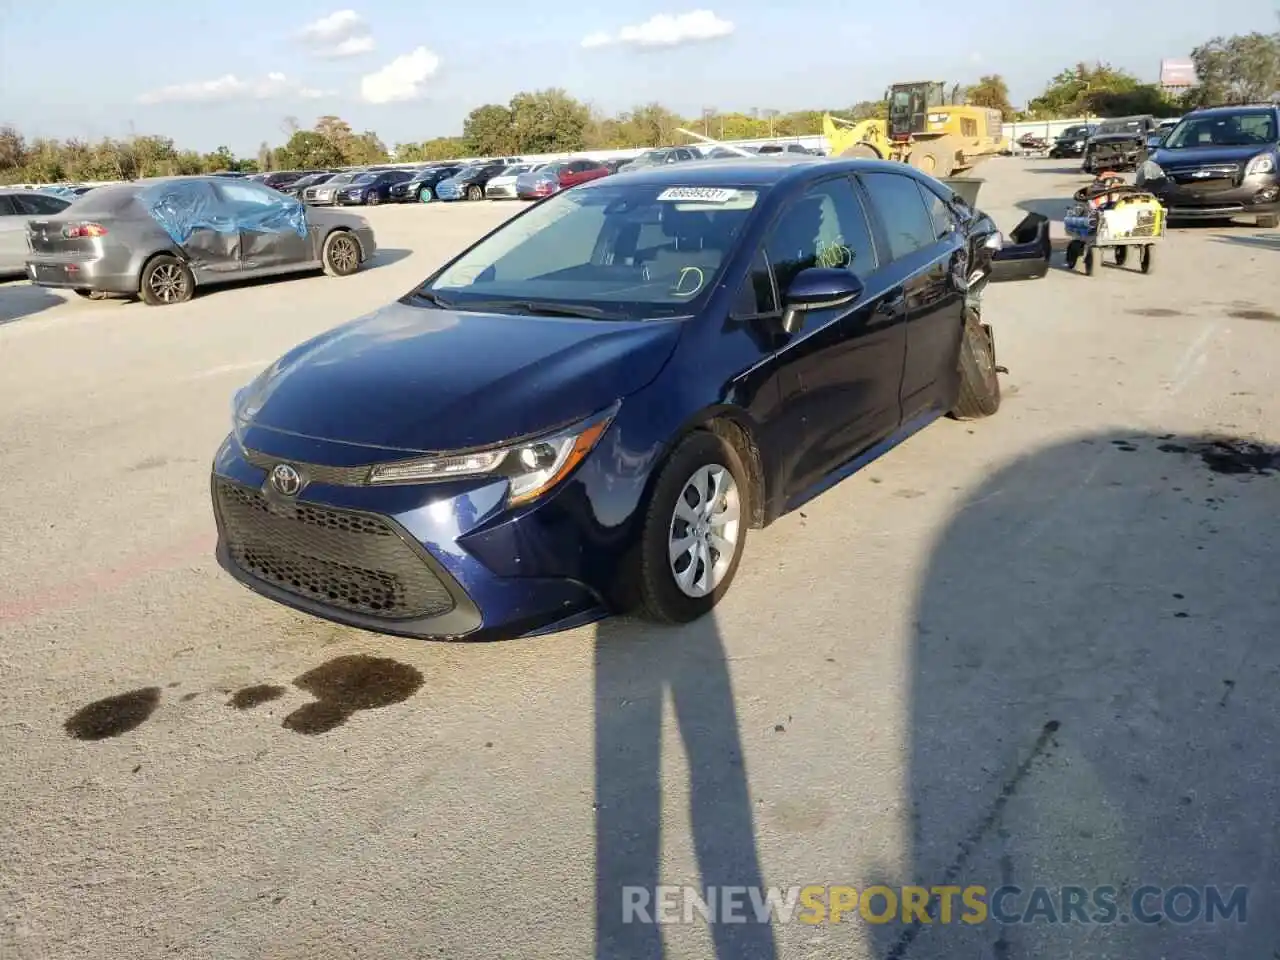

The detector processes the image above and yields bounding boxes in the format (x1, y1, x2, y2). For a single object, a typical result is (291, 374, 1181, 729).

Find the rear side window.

(0, 196, 16, 216)
(916, 184, 957, 242)
(10, 193, 70, 215)
(66, 187, 136, 216)
(860, 172, 938, 261)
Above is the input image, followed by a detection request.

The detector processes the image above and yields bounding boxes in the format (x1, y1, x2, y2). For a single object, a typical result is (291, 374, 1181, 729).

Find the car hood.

(240, 300, 684, 453)
(306, 207, 370, 231)
(488, 175, 518, 187)
(1154, 143, 1271, 167)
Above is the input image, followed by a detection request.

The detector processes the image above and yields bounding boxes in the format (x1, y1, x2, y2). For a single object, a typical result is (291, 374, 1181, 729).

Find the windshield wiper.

(462, 299, 627, 320)
(410, 289, 455, 309)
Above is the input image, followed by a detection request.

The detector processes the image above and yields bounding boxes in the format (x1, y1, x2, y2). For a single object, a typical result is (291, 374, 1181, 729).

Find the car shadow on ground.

(594, 613, 777, 960)
(1209, 232, 1280, 250)
(860, 429, 1279, 960)
(0, 282, 66, 325)
(362, 247, 413, 269)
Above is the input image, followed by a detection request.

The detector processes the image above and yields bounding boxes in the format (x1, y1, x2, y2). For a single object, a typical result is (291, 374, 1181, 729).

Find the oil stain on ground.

(282, 655, 424, 735)
(228, 684, 286, 710)
(1158, 438, 1279, 476)
(1227, 308, 1279, 322)
(65, 687, 162, 740)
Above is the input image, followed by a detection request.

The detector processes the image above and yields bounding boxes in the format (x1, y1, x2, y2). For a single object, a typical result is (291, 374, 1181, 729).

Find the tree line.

(2, 25, 1276, 184)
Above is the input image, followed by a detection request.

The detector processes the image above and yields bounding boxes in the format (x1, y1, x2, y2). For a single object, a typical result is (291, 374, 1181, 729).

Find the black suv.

(1049, 124, 1096, 159)
(1083, 116, 1157, 172)
(1136, 104, 1280, 228)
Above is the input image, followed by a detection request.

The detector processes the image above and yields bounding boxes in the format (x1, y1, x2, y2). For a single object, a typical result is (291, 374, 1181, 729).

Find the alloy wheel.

(668, 464, 741, 598)
(329, 235, 359, 273)
(150, 263, 189, 303)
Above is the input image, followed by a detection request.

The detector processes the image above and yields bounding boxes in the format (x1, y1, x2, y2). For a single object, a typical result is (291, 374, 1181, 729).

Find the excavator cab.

(886, 81, 949, 141)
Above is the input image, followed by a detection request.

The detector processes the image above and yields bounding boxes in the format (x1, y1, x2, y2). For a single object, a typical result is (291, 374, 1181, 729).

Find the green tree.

(965, 75, 1016, 120)
(463, 104, 516, 155)
(278, 130, 344, 169)
(1187, 31, 1280, 106)
(1026, 63, 1142, 117)
(509, 88, 590, 153)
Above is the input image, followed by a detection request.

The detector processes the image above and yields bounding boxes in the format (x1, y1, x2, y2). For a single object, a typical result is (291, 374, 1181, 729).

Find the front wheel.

(139, 255, 194, 306)
(367, 192, 380, 206)
(322, 230, 361, 277)
(637, 431, 749, 623)
(1140, 245, 1155, 274)
(950, 309, 1001, 420)
(466, 184, 483, 201)
(418, 186, 433, 202)
(1065, 239, 1082, 270)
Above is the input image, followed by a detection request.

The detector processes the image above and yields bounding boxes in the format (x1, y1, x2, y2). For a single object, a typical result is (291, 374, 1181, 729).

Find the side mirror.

(988, 212, 1051, 282)
(780, 267, 864, 334)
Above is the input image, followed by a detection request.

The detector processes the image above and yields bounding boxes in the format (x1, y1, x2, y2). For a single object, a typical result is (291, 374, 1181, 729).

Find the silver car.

(1, 188, 72, 279)
(484, 163, 541, 199)
(24, 176, 376, 306)
(303, 171, 360, 205)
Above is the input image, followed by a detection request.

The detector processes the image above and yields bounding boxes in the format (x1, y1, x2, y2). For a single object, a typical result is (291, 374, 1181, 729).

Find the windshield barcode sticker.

(657, 187, 738, 203)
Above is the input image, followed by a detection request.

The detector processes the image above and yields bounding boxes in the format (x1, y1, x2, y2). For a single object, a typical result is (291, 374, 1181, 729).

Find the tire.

(950, 308, 1002, 420)
(636, 431, 749, 624)
(1065, 240, 1082, 270)
(1257, 214, 1279, 228)
(322, 230, 362, 278)
(908, 136, 958, 178)
(1113, 246, 1128, 266)
(1083, 246, 1095, 275)
(840, 142, 881, 160)
(418, 186, 433, 202)
(1140, 245, 1154, 274)
(139, 255, 194, 306)
(466, 184, 483, 201)
(367, 192, 380, 206)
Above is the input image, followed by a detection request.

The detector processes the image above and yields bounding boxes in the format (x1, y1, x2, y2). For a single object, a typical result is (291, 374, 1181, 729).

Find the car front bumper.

(1049, 142, 1085, 158)
(1143, 177, 1280, 220)
(1086, 144, 1144, 169)
(335, 193, 368, 205)
(485, 183, 518, 199)
(210, 430, 632, 640)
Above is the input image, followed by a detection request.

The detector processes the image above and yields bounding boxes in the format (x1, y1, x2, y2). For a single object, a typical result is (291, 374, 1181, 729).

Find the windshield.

(324, 173, 355, 186)
(1164, 112, 1277, 149)
(632, 151, 668, 165)
(500, 164, 532, 176)
(423, 182, 762, 317)
(1097, 120, 1142, 135)
(352, 173, 377, 184)
(1061, 126, 1087, 138)
(452, 166, 480, 179)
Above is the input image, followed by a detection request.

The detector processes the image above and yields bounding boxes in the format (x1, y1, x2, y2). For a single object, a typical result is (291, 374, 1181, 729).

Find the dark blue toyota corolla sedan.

(211, 157, 1049, 640)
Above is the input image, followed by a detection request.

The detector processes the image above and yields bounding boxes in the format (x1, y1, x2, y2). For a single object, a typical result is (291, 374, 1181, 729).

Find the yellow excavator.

(823, 80, 1007, 176)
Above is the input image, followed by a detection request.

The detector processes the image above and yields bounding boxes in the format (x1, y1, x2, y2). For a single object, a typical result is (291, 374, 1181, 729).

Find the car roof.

(595, 154, 900, 189)
(1187, 103, 1279, 117)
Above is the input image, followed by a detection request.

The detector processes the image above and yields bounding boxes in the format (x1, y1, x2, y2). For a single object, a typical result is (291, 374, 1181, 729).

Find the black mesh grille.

(214, 479, 455, 620)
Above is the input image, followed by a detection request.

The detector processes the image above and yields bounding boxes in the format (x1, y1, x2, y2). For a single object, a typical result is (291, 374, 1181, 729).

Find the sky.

(1, 0, 1276, 155)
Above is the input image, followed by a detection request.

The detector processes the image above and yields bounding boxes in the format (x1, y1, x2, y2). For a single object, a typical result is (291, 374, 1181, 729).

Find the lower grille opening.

(215, 479, 456, 620)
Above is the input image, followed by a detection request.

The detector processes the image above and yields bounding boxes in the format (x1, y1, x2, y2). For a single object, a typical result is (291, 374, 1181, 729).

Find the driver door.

(212, 180, 310, 272)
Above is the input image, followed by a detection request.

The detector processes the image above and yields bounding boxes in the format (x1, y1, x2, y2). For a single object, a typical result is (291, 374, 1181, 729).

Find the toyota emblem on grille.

(270, 463, 303, 496)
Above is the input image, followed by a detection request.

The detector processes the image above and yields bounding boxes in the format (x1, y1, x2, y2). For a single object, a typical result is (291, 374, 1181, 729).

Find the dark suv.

(1082, 116, 1157, 172)
(1136, 104, 1280, 228)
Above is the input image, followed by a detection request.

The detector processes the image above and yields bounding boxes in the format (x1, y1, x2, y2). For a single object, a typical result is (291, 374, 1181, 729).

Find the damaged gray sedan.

(24, 175, 376, 305)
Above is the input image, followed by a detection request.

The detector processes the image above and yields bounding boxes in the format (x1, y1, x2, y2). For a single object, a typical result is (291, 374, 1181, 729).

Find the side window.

(11, 194, 69, 215)
(763, 177, 877, 294)
(0, 196, 15, 216)
(732, 248, 779, 316)
(916, 183, 957, 241)
(217, 181, 283, 207)
(860, 172, 938, 261)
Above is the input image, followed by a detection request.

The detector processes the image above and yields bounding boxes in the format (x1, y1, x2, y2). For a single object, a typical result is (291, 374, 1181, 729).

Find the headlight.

(1245, 153, 1276, 176)
(232, 360, 280, 425)
(1138, 160, 1164, 182)
(368, 403, 618, 506)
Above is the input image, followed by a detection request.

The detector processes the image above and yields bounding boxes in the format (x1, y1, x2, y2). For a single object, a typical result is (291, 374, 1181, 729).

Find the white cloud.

(137, 73, 329, 105)
(300, 9, 375, 58)
(580, 10, 734, 50)
(359, 47, 441, 104)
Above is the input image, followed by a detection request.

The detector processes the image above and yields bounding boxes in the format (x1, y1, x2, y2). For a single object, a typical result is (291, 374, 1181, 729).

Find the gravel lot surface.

(2, 159, 1277, 959)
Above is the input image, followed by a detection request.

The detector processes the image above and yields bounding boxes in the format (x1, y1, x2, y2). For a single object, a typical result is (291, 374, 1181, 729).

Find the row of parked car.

(234, 142, 827, 208)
